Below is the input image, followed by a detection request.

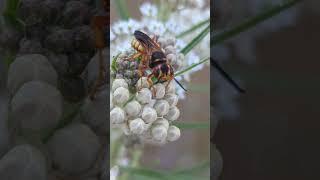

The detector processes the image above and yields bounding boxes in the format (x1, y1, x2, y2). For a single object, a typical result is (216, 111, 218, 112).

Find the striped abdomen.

(153, 64, 174, 82)
(131, 38, 144, 52)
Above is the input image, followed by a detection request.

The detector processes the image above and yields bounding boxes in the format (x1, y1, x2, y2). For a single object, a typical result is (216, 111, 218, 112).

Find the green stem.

(114, 0, 130, 20)
(176, 18, 210, 38)
(212, 0, 302, 46)
(175, 57, 210, 77)
(180, 24, 210, 55)
(173, 122, 210, 130)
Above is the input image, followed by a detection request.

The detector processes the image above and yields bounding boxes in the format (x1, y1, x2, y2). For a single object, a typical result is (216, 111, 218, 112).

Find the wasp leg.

(126, 52, 141, 61)
(147, 74, 156, 97)
(152, 35, 160, 49)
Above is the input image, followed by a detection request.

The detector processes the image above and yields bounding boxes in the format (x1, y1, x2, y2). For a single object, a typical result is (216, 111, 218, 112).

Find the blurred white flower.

(140, 2, 158, 17)
(110, 166, 119, 180)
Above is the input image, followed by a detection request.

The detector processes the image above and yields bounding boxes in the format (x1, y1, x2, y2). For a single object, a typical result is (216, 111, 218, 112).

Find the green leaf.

(175, 57, 209, 77)
(111, 53, 120, 72)
(176, 18, 210, 38)
(120, 166, 170, 180)
(212, 0, 301, 46)
(180, 24, 210, 55)
(172, 122, 210, 130)
(2, 0, 25, 31)
(173, 161, 210, 175)
(114, 0, 130, 20)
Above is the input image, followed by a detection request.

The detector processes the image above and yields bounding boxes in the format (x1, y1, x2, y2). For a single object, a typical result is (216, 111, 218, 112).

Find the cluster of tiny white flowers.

(110, 2, 210, 99)
(110, 32, 184, 145)
(110, 78, 181, 145)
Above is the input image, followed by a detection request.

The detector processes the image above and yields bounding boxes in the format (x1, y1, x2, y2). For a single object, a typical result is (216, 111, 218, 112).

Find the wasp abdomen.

(131, 38, 144, 52)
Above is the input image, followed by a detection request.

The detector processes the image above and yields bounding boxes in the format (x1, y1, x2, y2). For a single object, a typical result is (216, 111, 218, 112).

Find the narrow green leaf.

(111, 53, 121, 72)
(114, 0, 130, 20)
(180, 24, 210, 55)
(119, 166, 170, 180)
(176, 18, 210, 38)
(3, 0, 25, 31)
(175, 57, 209, 77)
(173, 161, 210, 175)
(173, 122, 210, 130)
(212, 0, 302, 46)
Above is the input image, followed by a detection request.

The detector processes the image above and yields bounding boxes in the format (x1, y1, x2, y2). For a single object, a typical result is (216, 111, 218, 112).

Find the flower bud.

(164, 106, 180, 121)
(177, 53, 185, 61)
(135, 77, 149, 89)
(136, 88, 152, 104)
(113, 87, 129, 105)
(145, 99, 156, 108)
(153, 83, 165, 99)
(153, 118, 169, 130)
(110, 107, 126, 124)
(166, 53, 177, 65)
(110, 93, 113, 109)
(124, 100, 141, 117)
(141, 106, 157, 123)
(164, 94, 178, 107)
(165, 37, 176, 46)
(164, 45, 176, 55)
(165, 81, 175, 94)
(154, 100, 170, 116)
(151, 125, 167, 141)
(112, 79, 128, 92)
(166, 126, 181, 142)
(129, 118, 145, 134)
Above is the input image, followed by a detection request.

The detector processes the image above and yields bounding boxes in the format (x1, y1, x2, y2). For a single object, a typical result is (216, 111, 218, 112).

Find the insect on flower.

(128, 30, 187, 93)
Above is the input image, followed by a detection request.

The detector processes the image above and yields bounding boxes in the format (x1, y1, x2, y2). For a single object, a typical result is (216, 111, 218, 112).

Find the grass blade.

(2, 0, 25, 30)
(173, 122, 210, 130)
(114, 0, 130, 20)
(175, 57, 209, 77)
(180, 24, 210, 55)
(173, 161, 210, 175)
(212, 0, 301, 46)
(119, 166, 170, 180)
(176, 18, 210, 38)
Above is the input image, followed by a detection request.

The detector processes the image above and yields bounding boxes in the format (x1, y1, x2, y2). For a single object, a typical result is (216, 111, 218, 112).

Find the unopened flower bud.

(135, 77, 149, 89)
(164, 94, 178, 107)
(165, 81, 175, 94)
(153, 83, 165, 99)
(151, 125, 167, 141)
(113, 87, 130, 105)
(164, 106, 180, 121)
(110, 107, 126, 124)
(154, 100, 170, 116)
(153, 118, 169, 130)
(166, 126, 181, 142)
(124, 100, 141, 117)
(129, 118, 145, 134)
(112, 79, 128, 92)
(164, 45, 176, 55)
(136, 88, 152, 104)
(166, 37, 176, 46)
(166, 53, 177, 64)
(141, 106, 157, 123)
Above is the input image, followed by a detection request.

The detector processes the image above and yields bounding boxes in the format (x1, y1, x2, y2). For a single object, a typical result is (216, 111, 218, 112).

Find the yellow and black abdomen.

(131, 38, 144, 52)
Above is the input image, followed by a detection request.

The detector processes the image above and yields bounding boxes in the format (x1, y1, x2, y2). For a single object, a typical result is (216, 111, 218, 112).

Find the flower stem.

(176, 18, 210, 38)
(180, 25, 210, 55)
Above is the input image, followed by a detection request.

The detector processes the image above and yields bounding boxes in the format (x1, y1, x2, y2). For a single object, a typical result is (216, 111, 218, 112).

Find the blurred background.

(213, 0, 320, 179)
(111, 0, 210, 174)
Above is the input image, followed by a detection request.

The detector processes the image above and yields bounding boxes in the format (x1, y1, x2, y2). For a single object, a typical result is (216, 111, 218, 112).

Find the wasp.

(128, 30, 187, 92)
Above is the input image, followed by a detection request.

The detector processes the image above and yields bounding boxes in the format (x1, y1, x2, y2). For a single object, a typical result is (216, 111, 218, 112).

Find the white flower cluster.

(110, 1, 210, 99)
(110, 77, 181, 145)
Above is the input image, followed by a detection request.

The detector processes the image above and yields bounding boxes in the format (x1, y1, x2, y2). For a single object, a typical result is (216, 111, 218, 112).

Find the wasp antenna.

(211, 58, 245, 93)
(174, 78, 187, 92)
